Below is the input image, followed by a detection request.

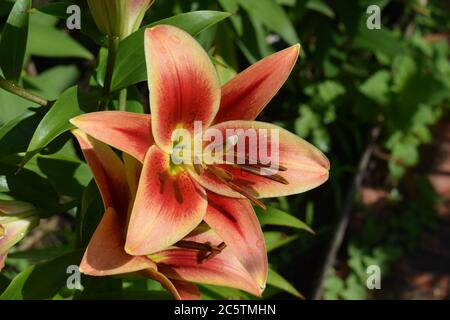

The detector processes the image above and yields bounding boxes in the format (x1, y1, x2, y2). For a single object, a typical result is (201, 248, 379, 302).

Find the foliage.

(0, 0, 449, 300)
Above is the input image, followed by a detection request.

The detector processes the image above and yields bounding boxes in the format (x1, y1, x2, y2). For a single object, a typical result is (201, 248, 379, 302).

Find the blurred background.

(0, 0, 449, 300)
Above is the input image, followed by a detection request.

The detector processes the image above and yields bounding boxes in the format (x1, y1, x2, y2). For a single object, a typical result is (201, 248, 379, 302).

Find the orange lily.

(73, 130, 265, 299)
(71, 25, 329, 291)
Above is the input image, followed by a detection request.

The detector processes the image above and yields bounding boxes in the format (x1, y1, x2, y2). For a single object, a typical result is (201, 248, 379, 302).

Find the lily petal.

(0, 253, 5, 271)
(125, 145, 207, 255)
(191, 120, 330, 198)
(0, 216, 38, 255)
(143, 268, 200, 300)
(213, 45, 300, 124)
(151, 224, 263, 297)
(145, 25, 221, 153)
(80, 207, 156, 276)
(204, 192, 267, 289)
(72, 129, 130, 223)
(70, 111, 153, 162)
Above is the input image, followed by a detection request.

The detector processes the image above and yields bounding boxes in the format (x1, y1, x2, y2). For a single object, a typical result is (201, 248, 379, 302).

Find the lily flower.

(88, 0, 155, 40)
(0, 200, 39, 271)
(73, 130, 265, 299)
(71, 25, 330, 290)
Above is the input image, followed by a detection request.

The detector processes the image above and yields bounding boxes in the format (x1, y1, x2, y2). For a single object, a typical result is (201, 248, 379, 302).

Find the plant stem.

(0, 76, 48, 106)
(119, 88, 127, 111)
(101, 35, 120, 109)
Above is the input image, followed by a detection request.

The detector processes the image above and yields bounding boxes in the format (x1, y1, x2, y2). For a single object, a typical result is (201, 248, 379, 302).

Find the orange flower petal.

(0, 253, 5, 271)
(125, 145, 207, 255)
(213, 45, 300, 123)
(191, 121, 330, 198)
(151, 224, 263, 297)
(80, 207, 156, 276)
(70, 111, 153, 162)
(145, 25, 221, 153)
(204, 192, 267, 289)
(72, 129, 130, 223)
(143, 268, 201, 300)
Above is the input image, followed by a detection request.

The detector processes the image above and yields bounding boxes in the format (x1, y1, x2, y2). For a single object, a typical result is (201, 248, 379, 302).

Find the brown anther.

(203, 242, 227, 262)
(207, 165, 233, 181)
(236, 165, 289, 185)
(232, 154, 288, 171)
(228, 182, 266, 210)
(193, 163, 205, 176)
(174, 240, 227, 263)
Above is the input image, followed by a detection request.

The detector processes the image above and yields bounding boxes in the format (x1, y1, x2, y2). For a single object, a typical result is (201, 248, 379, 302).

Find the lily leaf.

(0, 0, 31, 82)
(0, 250, 83, 300)
(256, 206, 314, 233)
(111, 10, 231, 91)
(264, 231, 298, 252)
(22, 86, 97, 166)
(267, 267, 304, 299)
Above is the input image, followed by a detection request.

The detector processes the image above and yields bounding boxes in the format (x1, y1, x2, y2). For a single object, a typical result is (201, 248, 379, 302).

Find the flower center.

(175, 240, 226, 263)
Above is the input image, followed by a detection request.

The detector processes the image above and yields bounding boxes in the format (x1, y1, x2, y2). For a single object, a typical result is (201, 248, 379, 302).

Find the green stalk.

(101, 35, 120, 109)
(119, 88, 127, 111)
(0, 76, 48, 106)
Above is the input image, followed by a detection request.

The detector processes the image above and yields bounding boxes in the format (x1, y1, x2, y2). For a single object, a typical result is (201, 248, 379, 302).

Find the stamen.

(207, 165, 233, 181)
(231, 154, 288, 171)
(228, 182, 266, 210)
(174, 240, 227, 263)
(193, 163, 205, 176)
(207, 165, 266, 210)
(236, 165, 289, 185)
(203, 242, 227, 262)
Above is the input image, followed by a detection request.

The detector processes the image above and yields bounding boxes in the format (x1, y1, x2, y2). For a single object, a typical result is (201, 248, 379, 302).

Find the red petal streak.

(204, 192, 267, 289)
(80, 207, 156, 276)
(125, 145, 207, 255)
(70, 111, 153, 162)
(214, 45, 300, 123)
(145, 25, 221, 153)
(72, 130, 130, 224)
(151, 225, 263, 296)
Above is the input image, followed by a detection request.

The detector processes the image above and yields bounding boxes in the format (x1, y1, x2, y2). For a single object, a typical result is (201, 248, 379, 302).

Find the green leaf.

(267, 267, 304, 298)
(35, 1, 73, 19)
(264, 231, 298, 252)
(26, 13, 93, 59)
(0, 109, 45, 160)
(0, 250, 83, 300)
(353, 23, 402, 58)
(0, 164, 60, 215)
(23, 65, 80, 100)
(23, 86, 97, 166)
(255, 206, 314, 233)
(359, 70, 391, 105)
(0, 88, 38, 125)
(305, 0, 335, 18)
(236, 0, 299, 45)
(0, 0, 31, 82)
(111, 11, 231, 91)
(200, 284, 254, 300)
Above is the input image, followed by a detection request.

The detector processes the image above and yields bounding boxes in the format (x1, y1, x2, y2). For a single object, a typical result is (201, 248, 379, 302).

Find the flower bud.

(0, 200, 39, 270)
(88, 0, 155, 40)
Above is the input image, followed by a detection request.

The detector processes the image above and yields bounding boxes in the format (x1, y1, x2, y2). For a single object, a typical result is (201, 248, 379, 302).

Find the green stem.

(0, 76, 48, 106)
(101, 35, 119, 110)
(119, 88, 127, 111)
